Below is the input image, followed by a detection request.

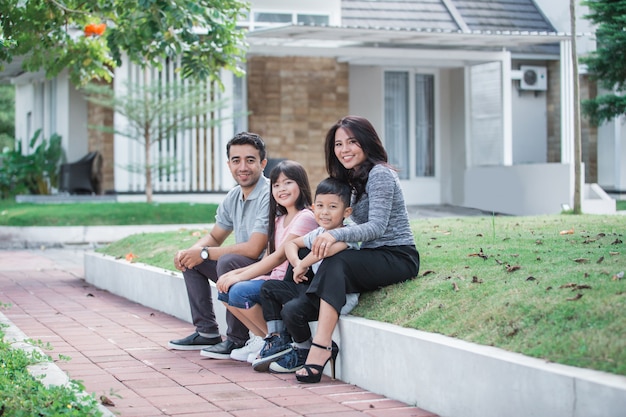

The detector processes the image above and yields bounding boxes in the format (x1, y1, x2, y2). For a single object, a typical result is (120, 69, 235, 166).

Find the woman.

(295, 115, 420, 383)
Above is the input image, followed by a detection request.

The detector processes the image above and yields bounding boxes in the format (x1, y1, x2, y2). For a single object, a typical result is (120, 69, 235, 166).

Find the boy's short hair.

(315, 177, 352, 208)
(227, 132, 266, 161)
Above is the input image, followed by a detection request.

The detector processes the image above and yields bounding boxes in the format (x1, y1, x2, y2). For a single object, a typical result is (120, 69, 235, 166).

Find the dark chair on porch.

(59, 151, 103, 195)
(265, 158, 286, 177)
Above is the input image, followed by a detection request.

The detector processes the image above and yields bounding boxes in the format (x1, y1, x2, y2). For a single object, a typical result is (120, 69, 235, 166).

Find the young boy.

(252, 177, 359, 373)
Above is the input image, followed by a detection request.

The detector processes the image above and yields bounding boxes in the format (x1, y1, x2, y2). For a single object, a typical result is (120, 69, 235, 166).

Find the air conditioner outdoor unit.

(520, 65, 547, 91)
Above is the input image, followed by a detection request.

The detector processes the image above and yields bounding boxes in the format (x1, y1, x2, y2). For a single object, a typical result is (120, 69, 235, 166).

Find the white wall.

(348, 65, 383, 128)
(464, 164, 571, 215)
(62, 74, 88, 162)
(14, 83, 34, 145)
(597, 116, 626, 191)
(13, 72, 87, 163)
(533, 0, 596, 54)
(511, 84, 548, 164)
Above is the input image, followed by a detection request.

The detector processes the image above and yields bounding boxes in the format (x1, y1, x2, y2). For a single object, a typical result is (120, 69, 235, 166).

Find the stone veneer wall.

(247, 56, 349, 189)
(546, 61, 561, 165)
(546, 61, 598, 183)
(86, 81, 115, 194)
(579, 74, 598, 182)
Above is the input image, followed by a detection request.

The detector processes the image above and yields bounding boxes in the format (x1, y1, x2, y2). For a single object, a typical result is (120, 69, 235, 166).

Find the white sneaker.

(230, 335, 264, 362)
(247, 352, 257, 363)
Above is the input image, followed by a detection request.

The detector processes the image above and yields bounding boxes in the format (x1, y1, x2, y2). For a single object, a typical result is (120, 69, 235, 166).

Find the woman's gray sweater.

(329, 164, 415, 249)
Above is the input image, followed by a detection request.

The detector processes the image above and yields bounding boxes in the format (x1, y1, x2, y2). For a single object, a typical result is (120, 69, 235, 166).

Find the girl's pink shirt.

(257, 208, 317, 280)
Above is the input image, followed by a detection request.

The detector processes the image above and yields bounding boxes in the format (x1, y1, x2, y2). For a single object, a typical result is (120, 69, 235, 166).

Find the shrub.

(0, 322, 103, 416)
(0, 129, 64, 198)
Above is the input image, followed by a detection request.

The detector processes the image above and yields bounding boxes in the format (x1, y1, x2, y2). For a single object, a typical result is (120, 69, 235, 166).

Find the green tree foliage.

(0, 0, 249, 86)
(580, 0, 626, 125)
(0, 85, 15, 150)
(83, 81, 228, 202)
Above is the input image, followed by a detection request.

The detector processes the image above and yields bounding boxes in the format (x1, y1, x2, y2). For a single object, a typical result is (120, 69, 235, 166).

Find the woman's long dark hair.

(324, 115, 389, 202)
(267, 160, 313, 253)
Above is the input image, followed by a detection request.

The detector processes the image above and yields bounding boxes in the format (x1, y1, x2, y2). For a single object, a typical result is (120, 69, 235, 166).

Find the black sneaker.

(269, 346, 309, 373)
(168, 332, 222, 350)
(200, 340, 243, 359)
(252, 332, 293, 372)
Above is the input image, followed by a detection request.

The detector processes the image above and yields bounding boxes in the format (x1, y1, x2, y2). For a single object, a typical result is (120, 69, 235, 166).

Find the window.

(384, 71, 436, 179)
(240, 10, 330, 30)
(384, 72, 410, 179)
(468, 62, 502, 166)
(297, 14, 330, 25)
(254, 12, 292, 24)
(415, 74, 434, 177)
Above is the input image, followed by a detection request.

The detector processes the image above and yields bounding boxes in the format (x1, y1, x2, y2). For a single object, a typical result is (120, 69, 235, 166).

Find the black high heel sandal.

(295, 341, 339, 384)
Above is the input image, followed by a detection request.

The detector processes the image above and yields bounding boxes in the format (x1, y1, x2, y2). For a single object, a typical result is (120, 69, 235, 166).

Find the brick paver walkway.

(0, 248, 438, 417)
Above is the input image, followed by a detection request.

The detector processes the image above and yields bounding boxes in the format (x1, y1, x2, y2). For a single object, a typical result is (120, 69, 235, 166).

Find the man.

(169, 132, 270, 359)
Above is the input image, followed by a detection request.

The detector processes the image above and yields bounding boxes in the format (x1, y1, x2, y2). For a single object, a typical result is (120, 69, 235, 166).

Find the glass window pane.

(415, 74, 435, 177)
(297, 14, 329, 25)
(384, 71, 409, 180)
(254, 12, 292, 23)
(469, 62, 503, 166)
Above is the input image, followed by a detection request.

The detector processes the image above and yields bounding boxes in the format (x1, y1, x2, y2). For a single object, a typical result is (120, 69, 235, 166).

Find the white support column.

(560, 39, 575, 165)
(560, 39, 576, 206)
(464, 65, 472, 169)
(113, 58, 132, 193)
(617, 116, 626, 191)
(501, 50, 513, 166)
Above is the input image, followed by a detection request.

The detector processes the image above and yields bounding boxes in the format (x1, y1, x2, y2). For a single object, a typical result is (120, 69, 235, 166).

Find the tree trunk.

(571, 0, 583, 214)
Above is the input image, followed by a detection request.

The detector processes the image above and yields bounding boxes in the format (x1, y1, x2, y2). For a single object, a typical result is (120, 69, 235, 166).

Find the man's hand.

(174, 250, 187, 271)
(175, 248, 203, 271)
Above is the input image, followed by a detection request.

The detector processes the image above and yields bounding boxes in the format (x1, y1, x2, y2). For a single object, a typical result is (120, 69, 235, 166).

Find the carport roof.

(246, 24, 572, 52)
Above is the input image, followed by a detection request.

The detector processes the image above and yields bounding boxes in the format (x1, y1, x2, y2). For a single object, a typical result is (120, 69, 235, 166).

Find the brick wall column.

(247, 56, 349, 188)
(86, 81, 114, 194)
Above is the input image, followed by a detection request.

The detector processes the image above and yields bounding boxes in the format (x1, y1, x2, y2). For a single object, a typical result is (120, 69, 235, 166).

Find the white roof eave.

(246, 24, 574, 50)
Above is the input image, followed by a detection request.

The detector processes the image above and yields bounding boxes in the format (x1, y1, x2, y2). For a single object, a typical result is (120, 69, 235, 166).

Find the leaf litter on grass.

(99, 214, 626, 376)
(352, 214, 626, 376)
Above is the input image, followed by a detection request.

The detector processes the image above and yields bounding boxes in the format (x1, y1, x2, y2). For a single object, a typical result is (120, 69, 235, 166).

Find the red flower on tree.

(84, 23, 106, 37)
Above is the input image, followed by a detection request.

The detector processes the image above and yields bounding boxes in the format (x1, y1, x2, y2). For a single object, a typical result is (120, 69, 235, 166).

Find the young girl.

(214, 160, 318, 362)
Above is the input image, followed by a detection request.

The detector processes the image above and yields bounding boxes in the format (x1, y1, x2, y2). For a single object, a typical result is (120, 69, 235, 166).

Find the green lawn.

(0, 199, 623, 226)
(2, 198, 624, 377)
(98, 213, 626, 377)
(0, 200, 218, 226)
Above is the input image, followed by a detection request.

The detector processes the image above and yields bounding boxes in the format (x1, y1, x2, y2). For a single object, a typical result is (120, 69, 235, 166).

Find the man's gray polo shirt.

(214, 176, 270, 257)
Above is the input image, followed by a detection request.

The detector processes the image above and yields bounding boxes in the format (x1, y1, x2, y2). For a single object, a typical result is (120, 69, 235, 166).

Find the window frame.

(238, 9, 330, 31)
(383, 68, 438, 180)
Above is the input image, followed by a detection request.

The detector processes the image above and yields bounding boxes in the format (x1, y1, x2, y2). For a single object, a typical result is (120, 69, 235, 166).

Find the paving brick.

(0, 249, 439, 417)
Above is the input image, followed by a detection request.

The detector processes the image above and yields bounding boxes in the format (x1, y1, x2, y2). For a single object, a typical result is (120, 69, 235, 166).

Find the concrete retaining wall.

(0, 224, 212, 249)
(84, 251, 626, 417)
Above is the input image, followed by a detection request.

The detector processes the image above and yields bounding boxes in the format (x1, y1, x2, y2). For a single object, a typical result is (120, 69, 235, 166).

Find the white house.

(1, 0, 619, 214)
